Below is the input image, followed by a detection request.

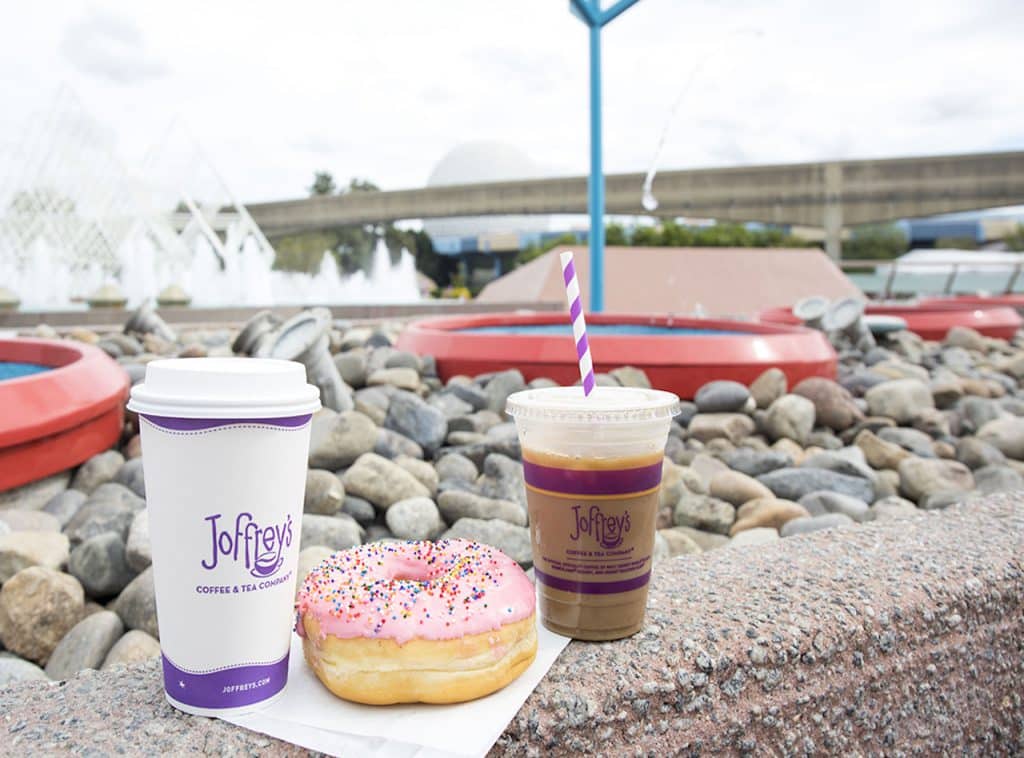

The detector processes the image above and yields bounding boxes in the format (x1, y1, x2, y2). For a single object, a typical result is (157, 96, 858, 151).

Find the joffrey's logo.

(201, 513, 293, 578)
(569, 505, 630, 549)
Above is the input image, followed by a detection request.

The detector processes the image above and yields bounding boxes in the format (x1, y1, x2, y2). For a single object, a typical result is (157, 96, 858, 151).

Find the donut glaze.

(295, 539, 535, 646)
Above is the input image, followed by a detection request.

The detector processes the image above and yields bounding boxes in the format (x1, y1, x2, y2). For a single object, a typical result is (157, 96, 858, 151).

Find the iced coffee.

(507, 386, 678, 641)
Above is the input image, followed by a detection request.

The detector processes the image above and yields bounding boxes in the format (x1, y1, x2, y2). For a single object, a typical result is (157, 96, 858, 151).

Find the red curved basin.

(759, 302, 1023, 341)
(0, 339, 129, 491)
(920, 294, 1024, 315)
(397, 312, 837, 399)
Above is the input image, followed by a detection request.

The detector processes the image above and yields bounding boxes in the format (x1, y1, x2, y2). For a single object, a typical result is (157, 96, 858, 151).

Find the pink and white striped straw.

(559, 251, 595, 396)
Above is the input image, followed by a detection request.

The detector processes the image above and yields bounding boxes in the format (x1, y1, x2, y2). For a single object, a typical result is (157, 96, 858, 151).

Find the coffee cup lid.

(127, 358, 321, 419)
(506, 386, 679, 425)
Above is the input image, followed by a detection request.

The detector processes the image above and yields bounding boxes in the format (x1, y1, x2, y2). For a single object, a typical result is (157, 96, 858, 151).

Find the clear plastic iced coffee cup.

(127, 358, 320, 716)
(506, 386, 679, 641)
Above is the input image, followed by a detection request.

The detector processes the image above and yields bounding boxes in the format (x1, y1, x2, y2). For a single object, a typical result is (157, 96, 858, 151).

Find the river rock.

(955, 437, 1007, 469)
(394, 456, 440, 496)
(125, 510, 151, 572)
(63, 500, 137, 546)
(708, 470, 773, 506)
(435, 453, 479, 484)
(304, 470, 345, 515)
(694, 381, 750, 413)
(0, 567, 85, 664)
(763, 394, 815, 445)
(854, 429, 913, 469)
(483, 369, 526, 414)
(658, 528, 702, 557)
(354, 388, 389, 425)
(727, 527, 779, 549)
(610, 366, 651, 388)
(101, 629, 161, 669)
(756, 468, 875, 503)
(670, 525, 730, 551)
(723, 449, 792, 477)
(342, 453, 430, 509)
(749, 368, 787, 409)
(448, 382, 488, 411)
(959, 396, 1005, 433)
(375, 427, 425, 460)
(798, 491, 871, 522)
(300, 514, 362, 551)
(0, 655, 49, 686)
(367, 367, 420, 391)
(44, 610, 123, 679)
(112, 567, 158, 639)
(71, 450, 125, 494)
(872, 360, 929, 383)
(87, 482, 145, 512)
(0, 471, 70, 512)
(444, 439, 521, 468)
(945, 325, 986, 352)
(870, 496, 919, 521)
(688, 414, 756, 444)
(385, 498, 446, 540)
(972, 464, 1024, 495)
(898, 457, 975, 503)
(673, 494, 735, 534)
(438, 490, 526, 526)
(878, 427, 936, 458)
(730, 498, 809, 535)
(383, 391, 447, 456)
(0, 510, 60, 533)
(793, 377, 863, 431)
(0, 531, 70, 583)
(308, 410, 378, 469)
(478, 453, 526, 509)
(112, 458, 146, 498)
(68, 533, 136, 599)
(780, 513, 855, 537)
(977, 415, 1024, 460)
(865, 379, 934, 424)
(333, 351, 368, 388)
(429, 393, 474, 420)
(42, 489, 88, 528)
(441, 518, 532, 566)
(801, 451, 877, 484)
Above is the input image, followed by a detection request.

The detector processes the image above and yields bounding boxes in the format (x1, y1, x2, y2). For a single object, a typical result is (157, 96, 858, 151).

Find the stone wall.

(1, 496, 1021, 755)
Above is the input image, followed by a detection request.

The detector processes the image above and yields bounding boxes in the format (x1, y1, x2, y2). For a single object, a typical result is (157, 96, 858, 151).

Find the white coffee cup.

(128, 357, 320, 716)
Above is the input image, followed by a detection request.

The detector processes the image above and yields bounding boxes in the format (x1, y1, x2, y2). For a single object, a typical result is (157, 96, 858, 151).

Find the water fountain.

(0, 88, 420, 311)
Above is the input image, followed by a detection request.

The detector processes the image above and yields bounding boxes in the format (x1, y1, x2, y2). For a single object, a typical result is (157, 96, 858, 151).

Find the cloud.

(60, 9, 168, 84)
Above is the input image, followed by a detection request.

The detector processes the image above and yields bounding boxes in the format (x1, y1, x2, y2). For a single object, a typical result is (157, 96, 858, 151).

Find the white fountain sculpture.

(0, 88, 420, 310)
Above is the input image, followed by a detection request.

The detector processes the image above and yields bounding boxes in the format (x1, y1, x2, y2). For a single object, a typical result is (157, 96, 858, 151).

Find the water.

(460, 324, 751, 336)
(0, 362, 51, 381)
(0, 234, 420, 310)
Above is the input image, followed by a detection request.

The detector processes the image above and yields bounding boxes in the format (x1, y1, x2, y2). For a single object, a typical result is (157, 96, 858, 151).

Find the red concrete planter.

(0, 339, 129, 491)
(397, 312, 837, 399)
(759, 302, 1023, 341)
(920, 294, 1024, 316)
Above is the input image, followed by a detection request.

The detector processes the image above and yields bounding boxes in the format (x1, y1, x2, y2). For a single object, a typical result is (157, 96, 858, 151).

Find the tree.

(345, 178, 380, 193)
(308, 171, 337, 196)
(1002, 224, 1024, 252)
(842, 223, 908, 260)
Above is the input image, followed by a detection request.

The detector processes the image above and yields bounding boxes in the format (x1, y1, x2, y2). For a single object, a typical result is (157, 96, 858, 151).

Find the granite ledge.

(1, 496, 1022, 756)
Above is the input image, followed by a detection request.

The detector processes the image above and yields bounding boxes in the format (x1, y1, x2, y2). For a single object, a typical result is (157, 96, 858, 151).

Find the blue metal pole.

(588, 19, 605, 312)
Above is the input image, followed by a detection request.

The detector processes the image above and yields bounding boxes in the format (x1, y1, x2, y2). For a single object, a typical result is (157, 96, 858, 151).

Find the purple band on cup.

(523, 460, 662, 496)
(142, 414, 312, 431)
(534, 567, 651, 595)
(162, 652, 289, 709)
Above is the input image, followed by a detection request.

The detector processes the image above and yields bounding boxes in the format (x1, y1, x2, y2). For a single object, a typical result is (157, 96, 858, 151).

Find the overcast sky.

(1, 0, 1022, 203)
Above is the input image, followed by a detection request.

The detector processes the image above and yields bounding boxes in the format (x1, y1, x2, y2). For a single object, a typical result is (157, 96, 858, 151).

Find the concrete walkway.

(2, 496, 1021, 755)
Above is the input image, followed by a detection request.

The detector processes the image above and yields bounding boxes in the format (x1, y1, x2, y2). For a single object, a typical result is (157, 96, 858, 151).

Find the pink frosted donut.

(295, 538, 537, 704)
